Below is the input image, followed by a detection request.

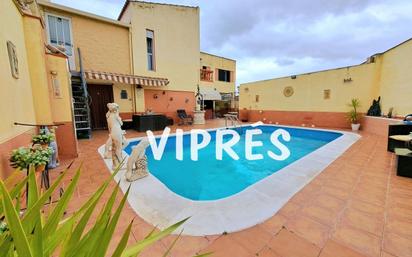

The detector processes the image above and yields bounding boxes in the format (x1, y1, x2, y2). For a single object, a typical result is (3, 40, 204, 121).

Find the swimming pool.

(100, 124, 359, 235)
(124, 125, 342, 200)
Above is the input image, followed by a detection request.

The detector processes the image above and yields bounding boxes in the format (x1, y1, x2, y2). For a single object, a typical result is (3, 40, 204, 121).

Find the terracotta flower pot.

(35, 164, 46, 172)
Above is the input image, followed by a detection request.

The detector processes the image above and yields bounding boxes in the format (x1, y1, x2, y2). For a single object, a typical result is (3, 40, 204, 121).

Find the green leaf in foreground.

(121, 217, 190, 257)
(111, 220, 133, 257)
(162, 230, 183, 257)
(43, 168, 80, 237)
(93, 187, 130, 256)
(193, 252, 214, 257)
(0, 180, 33, 257)
(0, 162, 191, 257)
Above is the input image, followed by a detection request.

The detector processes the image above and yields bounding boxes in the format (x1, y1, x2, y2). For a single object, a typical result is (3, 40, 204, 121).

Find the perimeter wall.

(239, 39, 412, 129)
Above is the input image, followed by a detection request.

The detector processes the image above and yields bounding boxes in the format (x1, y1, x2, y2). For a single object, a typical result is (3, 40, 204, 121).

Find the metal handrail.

(224, 113, 240, 128)
(77, 48, 92, 138)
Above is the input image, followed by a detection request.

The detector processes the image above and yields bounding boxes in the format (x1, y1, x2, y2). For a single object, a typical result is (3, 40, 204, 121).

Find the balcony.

(200, 69, 214, 82)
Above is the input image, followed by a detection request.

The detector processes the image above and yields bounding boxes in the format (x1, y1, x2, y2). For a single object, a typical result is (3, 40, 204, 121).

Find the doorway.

(214, 101, 231, 118)
(204, 100, 214, 119)
(88, 84, 114, 130)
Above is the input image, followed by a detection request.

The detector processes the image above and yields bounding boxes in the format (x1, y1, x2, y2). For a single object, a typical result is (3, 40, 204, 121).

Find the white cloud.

(52, 0, 412, 85)
(51, 0, 123, 19)
(237, 56, 356, 85)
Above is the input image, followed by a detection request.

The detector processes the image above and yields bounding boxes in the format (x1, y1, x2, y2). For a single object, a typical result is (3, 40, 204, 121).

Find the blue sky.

(52, 0, 412, 85)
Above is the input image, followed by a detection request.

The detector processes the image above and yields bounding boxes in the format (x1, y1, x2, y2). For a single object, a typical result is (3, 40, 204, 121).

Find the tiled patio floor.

(53, 120, 412, 257)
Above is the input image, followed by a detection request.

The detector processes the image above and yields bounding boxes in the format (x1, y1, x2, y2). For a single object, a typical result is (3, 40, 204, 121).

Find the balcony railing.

(200, 69, 213, 82)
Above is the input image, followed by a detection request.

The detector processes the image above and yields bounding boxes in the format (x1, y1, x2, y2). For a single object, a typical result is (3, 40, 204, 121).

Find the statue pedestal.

(193, 110, 206, 125)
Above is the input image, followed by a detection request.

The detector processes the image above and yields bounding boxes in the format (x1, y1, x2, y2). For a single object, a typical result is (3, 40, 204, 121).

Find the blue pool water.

(124, 126, 342, 200)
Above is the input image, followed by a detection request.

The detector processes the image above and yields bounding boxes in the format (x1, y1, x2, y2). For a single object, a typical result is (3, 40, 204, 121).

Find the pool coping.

(98, 124, 361, 236)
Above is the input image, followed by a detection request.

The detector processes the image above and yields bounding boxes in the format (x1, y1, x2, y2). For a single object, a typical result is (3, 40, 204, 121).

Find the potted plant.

(32, 133, 54, 147)
(9, 147, 32, 171)
(9, 145, 52, 172)
(30, 144, 53, 172)
(387, 107, 394, 118)
(347, 98, 361, 131)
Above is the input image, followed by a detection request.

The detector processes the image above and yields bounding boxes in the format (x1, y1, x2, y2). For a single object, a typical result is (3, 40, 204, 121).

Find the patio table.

(394, 148, 412, 178)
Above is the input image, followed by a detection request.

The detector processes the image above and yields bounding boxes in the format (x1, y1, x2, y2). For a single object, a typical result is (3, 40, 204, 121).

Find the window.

(218, 69, 231, 82)
(146, 30, 155, 71)
(200, 66, 213, 82)
(120, 90, 128, 99)
(46, 15, 73, 56)
(46, 14, 75, 69)
(324, 89, 331, 99)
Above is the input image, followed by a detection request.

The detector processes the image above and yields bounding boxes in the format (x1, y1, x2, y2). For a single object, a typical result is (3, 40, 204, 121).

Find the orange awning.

(84, 70, 169, 87)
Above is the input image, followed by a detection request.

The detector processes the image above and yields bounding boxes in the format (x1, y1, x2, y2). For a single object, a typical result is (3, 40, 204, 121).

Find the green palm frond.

(0, 165, 191, 257)
(347, 98, 361, 123)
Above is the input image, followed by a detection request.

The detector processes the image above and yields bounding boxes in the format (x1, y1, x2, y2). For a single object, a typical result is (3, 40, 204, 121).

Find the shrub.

(9, 146, 52, 171)
(0, 166, 209, 256)
(347, 98, 361, 124)
(32, 133, 55, 145)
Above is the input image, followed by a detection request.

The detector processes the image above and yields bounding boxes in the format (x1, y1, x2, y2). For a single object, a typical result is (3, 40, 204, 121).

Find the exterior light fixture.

(344, 67, 353, 83)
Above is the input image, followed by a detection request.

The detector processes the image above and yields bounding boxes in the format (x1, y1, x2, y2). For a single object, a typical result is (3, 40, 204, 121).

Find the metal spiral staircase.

(71, 48, 91, 139)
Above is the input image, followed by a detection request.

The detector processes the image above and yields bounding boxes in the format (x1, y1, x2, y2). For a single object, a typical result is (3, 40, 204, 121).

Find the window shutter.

(48, 16, 57, 44)
(62, 19, 72, 55)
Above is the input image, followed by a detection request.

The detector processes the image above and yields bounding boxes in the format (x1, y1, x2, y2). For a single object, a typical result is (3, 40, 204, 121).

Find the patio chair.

(177, 109, 193, 125)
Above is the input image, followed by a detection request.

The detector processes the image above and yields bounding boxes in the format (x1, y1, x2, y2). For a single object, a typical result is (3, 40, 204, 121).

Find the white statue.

(103, 136, 112, 159)
(105, 103, 128, 169)
(40, 126, 59, 169)
(106, 103, 118, 131)
(126, 138, 150, 182)
(103, 131, 128, 159)
(48, 127, 59, 169)
(104, 103, 117, 159)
